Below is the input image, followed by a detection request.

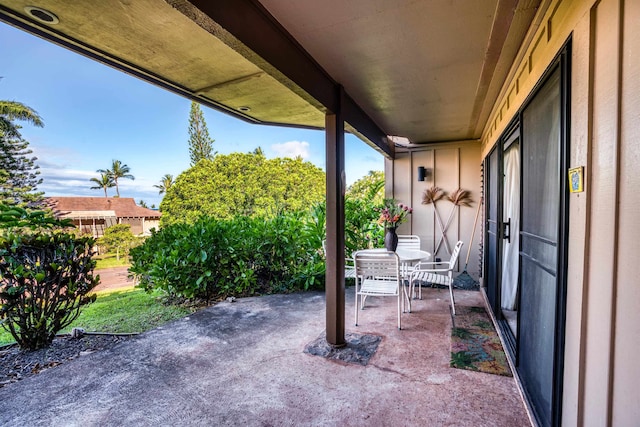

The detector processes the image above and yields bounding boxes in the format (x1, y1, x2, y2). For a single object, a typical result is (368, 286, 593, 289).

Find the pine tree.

(0, 134, 43, 206)
(0, 100, 44, 207)
(188, 102, 215, 166)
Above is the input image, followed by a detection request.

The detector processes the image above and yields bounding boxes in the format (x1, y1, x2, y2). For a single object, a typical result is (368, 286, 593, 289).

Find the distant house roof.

(46, 197, 161, 219)
(59, 210, 118, 220)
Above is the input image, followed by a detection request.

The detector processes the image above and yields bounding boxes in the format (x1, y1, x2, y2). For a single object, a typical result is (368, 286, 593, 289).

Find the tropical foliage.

(159, 151, 325, 226)
(346, 170, 384, 205)
(129, 211, 325, 300)
(154, 173, 174, 195)
(188, 102, 216, 166)
(89, 172, 115, 197)
(344, 198, 384, 254)
(0, 100, 43, 138)
(97, 159, 134, 197)
(97, 223, 141, 261)
(131, 169, 388, 302)
(0, 204, 98, 350)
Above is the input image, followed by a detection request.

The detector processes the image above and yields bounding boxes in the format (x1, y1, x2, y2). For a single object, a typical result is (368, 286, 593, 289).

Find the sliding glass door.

(483, 42, 570, 427)
(519, 67, 562, 427)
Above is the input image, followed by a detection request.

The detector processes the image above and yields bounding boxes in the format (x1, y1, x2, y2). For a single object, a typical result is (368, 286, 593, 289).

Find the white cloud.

(37, 163, 163, 207)
(270, 140, 310, 159)
(39, 167, 95, 192)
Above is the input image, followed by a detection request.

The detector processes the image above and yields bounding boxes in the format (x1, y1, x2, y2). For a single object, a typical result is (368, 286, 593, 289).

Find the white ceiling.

(261, 0, 499, 142)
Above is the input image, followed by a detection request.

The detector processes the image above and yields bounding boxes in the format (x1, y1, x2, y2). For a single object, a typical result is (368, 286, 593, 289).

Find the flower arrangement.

(376, 198, 412, 228)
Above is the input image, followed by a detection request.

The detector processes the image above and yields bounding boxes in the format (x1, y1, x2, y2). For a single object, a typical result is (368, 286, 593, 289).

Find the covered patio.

(0, 288, 529, 426)
(3, 0, 639, 425)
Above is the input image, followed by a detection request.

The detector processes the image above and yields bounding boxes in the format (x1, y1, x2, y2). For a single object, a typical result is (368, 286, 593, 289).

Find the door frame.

(482, 38, 571, 427)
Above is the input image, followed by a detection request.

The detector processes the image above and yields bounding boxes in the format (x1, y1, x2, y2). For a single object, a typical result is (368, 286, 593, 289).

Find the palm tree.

(98, 159, 134, 197)
(0, 100, 44, 137)
(154, 173, 174, 195)
(90, 172, 115, 197)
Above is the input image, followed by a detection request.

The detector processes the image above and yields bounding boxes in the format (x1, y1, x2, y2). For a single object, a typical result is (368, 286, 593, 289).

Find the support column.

(325, 89, 346, 347)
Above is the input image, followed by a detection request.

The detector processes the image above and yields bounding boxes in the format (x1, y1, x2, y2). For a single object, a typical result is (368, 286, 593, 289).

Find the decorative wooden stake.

(434, 189, 473, 257)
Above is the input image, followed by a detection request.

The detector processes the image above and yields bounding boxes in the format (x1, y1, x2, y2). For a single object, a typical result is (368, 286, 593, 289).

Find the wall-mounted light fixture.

(417, 166, 428, 182)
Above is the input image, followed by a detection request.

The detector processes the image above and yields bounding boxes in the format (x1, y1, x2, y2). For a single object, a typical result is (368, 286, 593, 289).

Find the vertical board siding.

(393, 142, 481, 276)
(612, 0, 640, 424)
(477, 0, 639, 424)
(563, 10, 591, 426)
(583, 0, 620, 424)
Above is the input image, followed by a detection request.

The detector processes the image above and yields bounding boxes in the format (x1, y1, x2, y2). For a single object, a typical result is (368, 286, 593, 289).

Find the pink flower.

(376, 199, 412, 228)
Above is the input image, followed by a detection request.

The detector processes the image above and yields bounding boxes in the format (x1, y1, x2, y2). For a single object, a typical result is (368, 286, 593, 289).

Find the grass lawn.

(94, 253, 130, 270)
(0, 289, 196, 346)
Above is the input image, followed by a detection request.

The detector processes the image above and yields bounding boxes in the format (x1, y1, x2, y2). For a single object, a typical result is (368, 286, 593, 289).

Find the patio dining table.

(355, 247, 430, 312)
(358, 247, 431, 273)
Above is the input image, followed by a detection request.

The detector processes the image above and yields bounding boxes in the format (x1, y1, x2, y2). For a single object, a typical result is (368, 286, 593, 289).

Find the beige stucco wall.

(479, 0, 640, 425)
(142, 219, 160, 235)
(386, 141, 482, 279)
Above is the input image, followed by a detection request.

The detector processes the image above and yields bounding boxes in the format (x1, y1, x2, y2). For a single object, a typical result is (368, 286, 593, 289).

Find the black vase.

(384, 227, 398, 251)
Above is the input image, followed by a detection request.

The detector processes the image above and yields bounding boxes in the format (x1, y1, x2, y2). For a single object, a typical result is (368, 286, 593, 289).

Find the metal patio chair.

(396, 234, 422, 277)
(409, 240, 464, 315)
(353, 250, 405, 329)
(397, 234, 421, 251)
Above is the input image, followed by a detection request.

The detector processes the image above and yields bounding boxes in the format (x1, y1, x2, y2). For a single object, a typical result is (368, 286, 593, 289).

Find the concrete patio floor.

(0, 287, 531, 426)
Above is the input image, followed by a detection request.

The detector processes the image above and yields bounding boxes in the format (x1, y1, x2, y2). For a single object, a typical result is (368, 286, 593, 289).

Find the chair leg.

(355, 289, 359, 326)
(448, 281, 456, 316)
(397, 293, 402, 330)
(404, 283, 411, 313)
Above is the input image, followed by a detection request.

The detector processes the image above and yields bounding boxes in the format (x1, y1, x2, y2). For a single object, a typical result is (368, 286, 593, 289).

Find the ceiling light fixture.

(387, 135, 411, 146)
(238, 106, 251, 113)
(24, 6, 59, 24)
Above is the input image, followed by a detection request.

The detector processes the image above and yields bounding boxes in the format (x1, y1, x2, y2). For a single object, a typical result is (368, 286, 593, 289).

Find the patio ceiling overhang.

(0, 0, 540, 155)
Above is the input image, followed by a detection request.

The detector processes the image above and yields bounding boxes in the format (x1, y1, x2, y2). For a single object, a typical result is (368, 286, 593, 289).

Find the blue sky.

(0, 23, 383, 208)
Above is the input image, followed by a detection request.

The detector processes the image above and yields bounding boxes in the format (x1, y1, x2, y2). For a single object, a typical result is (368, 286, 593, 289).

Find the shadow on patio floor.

(0, 287, 530, 426)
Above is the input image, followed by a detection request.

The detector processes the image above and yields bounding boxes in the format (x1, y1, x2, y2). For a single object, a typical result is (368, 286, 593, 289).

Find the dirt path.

(92, 266, 136, 293)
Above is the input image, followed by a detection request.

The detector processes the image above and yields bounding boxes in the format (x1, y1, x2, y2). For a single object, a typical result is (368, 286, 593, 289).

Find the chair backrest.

(448, 241, 464, 269)
(397, 235, 421, 251)
(353, 250, 400, 279)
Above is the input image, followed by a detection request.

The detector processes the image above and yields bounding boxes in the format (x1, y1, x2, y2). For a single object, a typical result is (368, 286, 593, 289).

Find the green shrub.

(97, 223, 142, 261)
(344, 198, 384, 255)
(129, 196, 384, 302)
(129, 211, 325, 301)
(0, 205, 98, 350)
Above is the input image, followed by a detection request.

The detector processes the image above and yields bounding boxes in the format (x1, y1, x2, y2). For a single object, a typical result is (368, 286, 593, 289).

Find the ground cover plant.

(60, 288, 194, 334)
(94, 253, 130, 269)
(0, 288, 194, 346)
